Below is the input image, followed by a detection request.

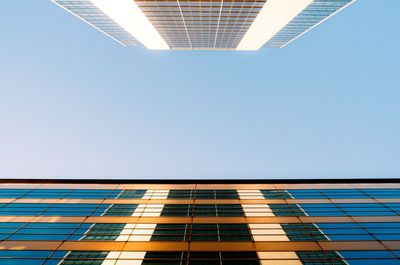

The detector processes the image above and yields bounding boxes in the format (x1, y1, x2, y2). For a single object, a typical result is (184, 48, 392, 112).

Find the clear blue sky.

(0, 0, 399, 179)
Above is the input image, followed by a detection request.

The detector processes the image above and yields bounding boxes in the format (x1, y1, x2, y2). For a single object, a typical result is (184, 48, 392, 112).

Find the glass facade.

(0, 180, 400, 264)
(265, 0, 355, 48)
(52, 0, 140, 47)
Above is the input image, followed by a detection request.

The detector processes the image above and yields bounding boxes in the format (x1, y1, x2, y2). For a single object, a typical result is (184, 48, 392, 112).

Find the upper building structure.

(51, 0, 355, 50)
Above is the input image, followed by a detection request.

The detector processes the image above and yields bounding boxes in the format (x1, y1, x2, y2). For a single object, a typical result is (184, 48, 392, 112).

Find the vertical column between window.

(238, 189, 301, 265)
(103, 190, 170, 264)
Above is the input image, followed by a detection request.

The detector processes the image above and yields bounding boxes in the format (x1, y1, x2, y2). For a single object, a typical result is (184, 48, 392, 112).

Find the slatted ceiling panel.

(135, 0, 266, 49)
(136, 0, 191, 48)
(185, 1, 220, 48)
(214, 1, 265, 48)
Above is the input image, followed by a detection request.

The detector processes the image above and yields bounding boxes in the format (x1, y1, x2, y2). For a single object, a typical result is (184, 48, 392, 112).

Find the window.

(296, 251, 347, 265)
(316, 222, 400, 241)
(0, 250, 55, 265)
(218, 224, 252, 241)
(168, 190, 194, 199)
(339, 251, 399, 265)
(59, 251, 109, 265)
(269, 204, 306, 217)
(167, 190, 239, 199)
(151, 224, 189, 241)
(102, 204, 138, 216)
(82, 223, 126, 241)
(192, 204, 244, 217)
(151, 223, 252, 242)
(0, 203, 122, 217)
(281, 224, 327, 241)
(142, 252, 259, 265)
(261, 190, 293, 199)
(190, 252, 259, 265)
(286, 189, 400, 199)
(0, 189, 149, 199)
(161, 204, 193, 216)
(191, 224, 219, 241)
(142, 252, 187, 265)
(117, 190, 147, 199)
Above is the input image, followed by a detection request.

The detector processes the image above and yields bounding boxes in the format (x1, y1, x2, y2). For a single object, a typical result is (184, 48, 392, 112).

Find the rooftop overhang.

(51, 0, 356, 50)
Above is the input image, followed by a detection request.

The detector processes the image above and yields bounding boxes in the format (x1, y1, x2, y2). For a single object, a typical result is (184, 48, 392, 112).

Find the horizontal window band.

(2, 216, 400, 223)
(1, 198, 399, 204)
(0, 240, 398, 251)
(1, 183, 400, 189)
(135, 0, 267, 2)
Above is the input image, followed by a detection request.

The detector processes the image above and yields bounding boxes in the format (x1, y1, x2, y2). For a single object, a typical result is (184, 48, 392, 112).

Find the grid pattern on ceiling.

(53, 0, 139, 46)
(265, 0, 354, 48)
(135, 0, 266, 50)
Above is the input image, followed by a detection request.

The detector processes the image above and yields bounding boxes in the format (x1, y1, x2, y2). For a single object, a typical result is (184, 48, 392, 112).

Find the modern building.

(50, 0, 356, 50)
(0, 179, 400, 265)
